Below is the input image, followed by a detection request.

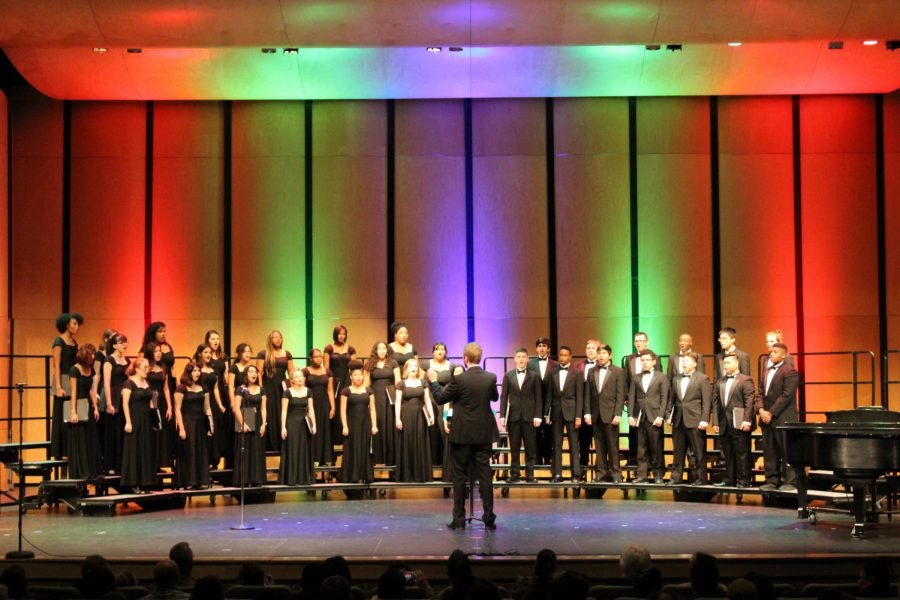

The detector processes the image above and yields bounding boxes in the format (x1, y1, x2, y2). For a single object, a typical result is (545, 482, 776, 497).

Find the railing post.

(44, 355, 51, 454)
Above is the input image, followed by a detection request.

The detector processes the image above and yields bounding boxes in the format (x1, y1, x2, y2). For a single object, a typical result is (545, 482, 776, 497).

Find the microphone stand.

(230, 414, 255, 531)
(7, 383, 35, 559)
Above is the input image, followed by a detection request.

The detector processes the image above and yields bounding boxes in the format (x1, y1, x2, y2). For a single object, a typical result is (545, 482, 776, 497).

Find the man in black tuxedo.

(500, 348, 542, 482)
(545, 346, 581, 482)
(527, 337, 556, 467)
(756, 342, 799, 491)
(623, 332, 651, 466)
(760, 329, 796, 376)
(627, 350, 671, 483)
(714, 327, 751, 380)
(667, 333, 705, 381)
(583, 343, 626, 482)
(428, 342, 499, 529)
(711, 353, 756, 487)
(574, 339, 601, 476)
(668, 351, 712, 485)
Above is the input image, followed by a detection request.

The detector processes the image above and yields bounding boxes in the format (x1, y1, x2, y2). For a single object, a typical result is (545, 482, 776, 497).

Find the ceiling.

(1, 0, 898, 99)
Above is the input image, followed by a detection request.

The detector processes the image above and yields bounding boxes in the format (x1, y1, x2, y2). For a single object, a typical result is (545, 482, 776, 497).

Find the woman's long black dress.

(199, 368, 221, 469)
(259, 351, 292, 451)
(51, 336, 78, 458)
(120, 379, 159, 488)
(147, 369, 169, 469)
(176, 385, 210, 488)
(395, 380, 433, 482)
(305, 368, 333, 465)
(233, 387, 267, 486)
(279, 389, 313, 485)
(369, 360, 398, 466)
(325, 345, 356, 443)
(158, 349, 177, 465)
(65, 365, 101, 479)
(103, 355, 129, 474)
(340, 386, 374, 483)
(210, 356, 233, 469)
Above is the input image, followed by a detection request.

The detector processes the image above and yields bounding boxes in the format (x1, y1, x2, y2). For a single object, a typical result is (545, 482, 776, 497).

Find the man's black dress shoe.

(447, 520, 465, 530)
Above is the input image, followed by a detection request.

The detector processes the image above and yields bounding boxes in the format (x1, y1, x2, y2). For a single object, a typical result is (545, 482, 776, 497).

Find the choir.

(47, 314, 799, 492)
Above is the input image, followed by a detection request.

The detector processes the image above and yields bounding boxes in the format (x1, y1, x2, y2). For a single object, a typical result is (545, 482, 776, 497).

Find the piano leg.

(795, 467, 809, 519)
(851, 479, 867, 538)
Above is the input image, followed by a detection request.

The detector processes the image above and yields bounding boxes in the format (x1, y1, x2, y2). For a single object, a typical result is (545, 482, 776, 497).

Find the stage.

(3, 488, 900, 563)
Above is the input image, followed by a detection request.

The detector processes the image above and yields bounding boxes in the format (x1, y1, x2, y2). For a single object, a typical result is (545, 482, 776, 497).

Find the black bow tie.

(726, 375, 736, 379)
(597, 365, 608, 370)
(517, 370, 526, 375)
(586, 360, 596, 365)
(538, 357, 548, 361)
(559, 366, 569, 371)
(681, 373, 691, 378)
(642, 371, 651, 376)
(770, 364, 779, 370)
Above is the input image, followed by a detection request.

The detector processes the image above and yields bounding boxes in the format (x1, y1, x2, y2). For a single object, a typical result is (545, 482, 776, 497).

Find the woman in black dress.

(394, 359, 436, 482)
(142, 322, 176, 464)
(324, 325, 356, 444)
(121, 358, 159, 492)
(194, 344, 226, 474)
(66, 344, 101, 479)
(257, 330, 294, 452)
(227, 343, 254, 412)
(145, 342, 172, 469)
(387, 321, 417, 368)
(233, 365, 267, 487)
(279, 369, 316, 485)
(365, 342, 400, 467)
(423, 342, 464, 480)
(51, 312, 83, 459)
(103, 333, 129, 474)
(340, 362, 377, 483)
(205, 330, 232, 470)
(305, 348, 335, 473)
(93, 328, 115, 460)
(175, 362, 213, 489)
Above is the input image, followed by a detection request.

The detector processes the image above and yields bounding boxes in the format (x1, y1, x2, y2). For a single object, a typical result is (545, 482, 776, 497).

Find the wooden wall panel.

(554, 98, 632, 356)
(69, 102, 146, 347)
(472, 99, 549, 359)
(311, 101, 386, 352)
(8, 89, 64, 450)
(719, 97, 797, 378)
(801, 96, 879, 414)
(636, 97, 713, 361)
(394, 100, 468, 354)
(151, 102, 224, 356)
(883, 91, 900, 411)
(231, 101, 306, 355)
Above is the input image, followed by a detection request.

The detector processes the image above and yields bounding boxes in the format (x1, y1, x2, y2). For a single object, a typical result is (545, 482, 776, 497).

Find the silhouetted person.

(76, 555, 116, 599)
(743, 572, 776, 600)
(620, 545, 652, 584)
(319, 576, 353, 600)
(374, 568, 405, 599)
(468, 579, 503, 600)
(0, 566, 27, 600)
(635, 568, 663, 598)
(143, 560, 189, 600)
(550, 571, 589, 600)
(439, 550, 474, 600)
(690, 553, 725, 598)
(857, 556, 895, 598)
(728, 579, 758, 600)
(237, 563, 266, 587)
(190, 576, 223, 600)
(169, 542, 195, 587)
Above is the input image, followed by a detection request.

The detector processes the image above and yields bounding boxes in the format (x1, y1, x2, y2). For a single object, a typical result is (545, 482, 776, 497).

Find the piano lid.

(826, 408, 900, 425)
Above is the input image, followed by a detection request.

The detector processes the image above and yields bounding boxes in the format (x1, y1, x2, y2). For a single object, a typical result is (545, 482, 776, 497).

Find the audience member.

(621, 545, 653, 583)
(858, 556, 895, 598)
(0, 566, 27, 600)
(635, 568, 663, 598)
(728, 579, 759, 600)
(690, 552, 725, 598)
(467, 579, 503, 600)
(237, 563, 267, 587)
(190, 576, 223, 600)
(440, 550, 475, 600)
(549, 571, 588, 600)
(170, 542, 195, 588)
(743, 572, 776, 600)
(319, 575, 353, 600)
(142, 560, 189, 600)
(373, 568, 405, 599)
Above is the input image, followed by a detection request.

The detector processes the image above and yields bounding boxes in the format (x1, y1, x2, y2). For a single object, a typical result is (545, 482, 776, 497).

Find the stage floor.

(3, 488, 900, 561)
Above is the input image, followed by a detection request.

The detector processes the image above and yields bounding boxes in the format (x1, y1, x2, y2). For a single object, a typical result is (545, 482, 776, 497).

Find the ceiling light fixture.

(887, 40, 900, 51)
(92, 47, 108, 53)
(127, 48, 142, 54)
(261, 48, 276, 54)
(862, 40, 879, 46)
(728, 41, 742, 47)
(666, 44, 682, 52)
(828, 41, 843, 50)
(283, 48, 299, 54)
(645, 44, 661, 51)
(449, 47, 464, 52)
(426, 47, 442, 53)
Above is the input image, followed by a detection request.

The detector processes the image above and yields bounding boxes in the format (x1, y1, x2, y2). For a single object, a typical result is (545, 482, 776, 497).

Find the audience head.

(323, 555, 352, 584)
(534, 549, 557, 578)
(376, 567, 406, 599)
(744, 571, 776, 600)
(0, 566, 26, 600)
(170, 541, 194, 580)
(238, 562, 266, 586)
(153, 560, 180, 592)
(550, 571, 589, 600)
(114, 571, 137, 588)
(690, 552, 720, 596)
(447, 549, 472, 580)
(634, 567, 663, 597)
(620, 545, 652, 581)
(728, 578, 759, 600)
(319, 575, 353, 600)
(468, 578, 503, 600)
(301, 562, 327, 595)
(191, 575, 224, 600)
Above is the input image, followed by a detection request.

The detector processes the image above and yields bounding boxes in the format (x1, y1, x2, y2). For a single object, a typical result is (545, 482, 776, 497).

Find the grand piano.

(780, 408, 900, 537)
